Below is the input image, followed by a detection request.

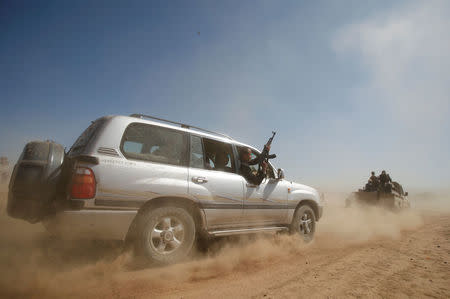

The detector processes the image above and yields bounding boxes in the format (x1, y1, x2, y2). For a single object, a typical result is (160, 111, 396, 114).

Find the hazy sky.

(1, 0, 449, 191)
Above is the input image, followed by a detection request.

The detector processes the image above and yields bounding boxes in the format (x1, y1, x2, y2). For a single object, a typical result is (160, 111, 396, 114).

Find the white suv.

(8, 114, 323, 264)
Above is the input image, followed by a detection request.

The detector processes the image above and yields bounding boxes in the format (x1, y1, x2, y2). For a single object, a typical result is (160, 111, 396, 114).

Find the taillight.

(70, 167, 96, 199)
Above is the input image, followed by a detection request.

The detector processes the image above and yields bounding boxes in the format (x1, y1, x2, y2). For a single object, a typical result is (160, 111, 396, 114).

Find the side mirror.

(405, 192, 408, 196)
(277, 168, 285, 180)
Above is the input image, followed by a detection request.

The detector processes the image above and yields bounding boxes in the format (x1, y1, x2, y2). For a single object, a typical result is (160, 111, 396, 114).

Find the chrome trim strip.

(201, 203, 296, 209)
(210, 226, 288, 236)
(94, 199, 297, 210)
(95, 198, 144, 207)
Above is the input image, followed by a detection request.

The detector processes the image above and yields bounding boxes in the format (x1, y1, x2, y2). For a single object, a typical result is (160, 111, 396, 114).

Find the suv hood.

(289, 181, 320, 200)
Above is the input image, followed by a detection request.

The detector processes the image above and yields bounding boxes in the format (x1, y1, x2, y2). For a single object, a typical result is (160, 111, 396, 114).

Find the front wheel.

(135, 206, 196, 265)
(290, 205, 316, 243)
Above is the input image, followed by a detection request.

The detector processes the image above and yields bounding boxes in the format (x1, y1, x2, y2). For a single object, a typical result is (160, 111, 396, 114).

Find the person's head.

(240, 147, 252, 162)
(371, 171, 375, 176)
(382, 170, 386, 174)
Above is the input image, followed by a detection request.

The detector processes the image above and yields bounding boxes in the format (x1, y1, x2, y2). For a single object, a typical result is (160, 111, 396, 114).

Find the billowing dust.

(0, 186, 443, 298)
(319, 202, 423, 243)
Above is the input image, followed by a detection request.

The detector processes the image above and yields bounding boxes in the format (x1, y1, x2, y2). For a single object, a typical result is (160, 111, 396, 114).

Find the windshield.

(68, 118, 106, 156)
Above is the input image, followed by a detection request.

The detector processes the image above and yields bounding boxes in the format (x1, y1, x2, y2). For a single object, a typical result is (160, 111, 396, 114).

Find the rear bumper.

(43, 209, 137, 240)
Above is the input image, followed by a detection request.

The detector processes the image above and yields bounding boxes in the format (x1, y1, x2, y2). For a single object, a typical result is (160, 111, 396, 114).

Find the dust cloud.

(319, 192, 424, 243)
(0, 184, 126, 298)
(0, 186, 446, 298)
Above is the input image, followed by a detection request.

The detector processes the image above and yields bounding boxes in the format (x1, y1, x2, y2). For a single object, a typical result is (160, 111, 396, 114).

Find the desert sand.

(0, 185, 449, 298)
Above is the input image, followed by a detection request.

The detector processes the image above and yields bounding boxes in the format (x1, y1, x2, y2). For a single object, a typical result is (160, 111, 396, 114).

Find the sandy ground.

(0, 185, 449, 298)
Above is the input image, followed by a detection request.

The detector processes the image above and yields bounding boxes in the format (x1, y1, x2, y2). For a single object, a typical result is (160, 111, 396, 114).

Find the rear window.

(69, 119, 106, 156)
(121, 123, 188, 166)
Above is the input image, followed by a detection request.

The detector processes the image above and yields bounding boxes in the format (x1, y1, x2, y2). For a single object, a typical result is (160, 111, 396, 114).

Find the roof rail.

(129, 114, 233, 140)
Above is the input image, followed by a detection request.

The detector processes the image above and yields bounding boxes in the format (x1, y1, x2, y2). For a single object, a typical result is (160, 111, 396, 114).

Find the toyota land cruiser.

(7, 114, 324, 264)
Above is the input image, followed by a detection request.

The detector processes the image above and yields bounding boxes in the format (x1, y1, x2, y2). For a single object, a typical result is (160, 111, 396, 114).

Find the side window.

(121, 123, 187, 166)
(203, 138, 236, 173)
(123, 141, 143, 153)
(189, 135, 204, 168)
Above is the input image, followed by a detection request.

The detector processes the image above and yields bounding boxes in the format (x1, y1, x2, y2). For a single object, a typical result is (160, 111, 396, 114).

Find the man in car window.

(239, 147, 268, 185)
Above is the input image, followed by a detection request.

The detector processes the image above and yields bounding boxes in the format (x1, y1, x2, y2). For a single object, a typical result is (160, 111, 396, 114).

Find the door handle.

(192, 176, 208, 184)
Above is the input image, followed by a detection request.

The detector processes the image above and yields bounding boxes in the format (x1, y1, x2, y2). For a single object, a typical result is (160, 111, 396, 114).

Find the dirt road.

(159, 214, 449, 299)
(0, 187, 449, 298)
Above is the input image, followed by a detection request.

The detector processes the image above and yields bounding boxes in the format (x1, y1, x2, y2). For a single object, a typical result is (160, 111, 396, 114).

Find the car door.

(188, 135, 245, 229)
(239, 148, 289, 226)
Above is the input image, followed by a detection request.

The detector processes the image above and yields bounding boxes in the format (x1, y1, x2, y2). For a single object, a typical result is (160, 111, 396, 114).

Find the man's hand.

(261, 161, 268, 172)
(264, 144, 271, 151)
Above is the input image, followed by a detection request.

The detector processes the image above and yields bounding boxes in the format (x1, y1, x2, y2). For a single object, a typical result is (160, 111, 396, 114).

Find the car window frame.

(188, 134, 207, 169)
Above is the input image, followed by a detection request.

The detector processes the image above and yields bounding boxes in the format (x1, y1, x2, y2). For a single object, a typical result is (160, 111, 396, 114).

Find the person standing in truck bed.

(379, 170, 392, 192)
(369, 171, 379, 190)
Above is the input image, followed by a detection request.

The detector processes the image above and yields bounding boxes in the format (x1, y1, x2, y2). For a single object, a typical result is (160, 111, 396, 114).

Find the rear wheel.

(135, 206, 196, 265)
(290, 205, 316, 243)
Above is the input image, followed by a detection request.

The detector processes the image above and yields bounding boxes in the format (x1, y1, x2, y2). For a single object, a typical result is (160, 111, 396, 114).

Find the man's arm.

(241, 163, 267, 185)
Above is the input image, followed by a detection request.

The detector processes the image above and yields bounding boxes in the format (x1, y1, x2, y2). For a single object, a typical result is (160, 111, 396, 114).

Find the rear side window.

(69, 118, 106, 156)
(121, 123, 188, 166)
(203, 138, 236, 173)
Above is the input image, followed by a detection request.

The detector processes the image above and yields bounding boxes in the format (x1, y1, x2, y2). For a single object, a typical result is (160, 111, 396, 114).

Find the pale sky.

(1, 0, 449, 191)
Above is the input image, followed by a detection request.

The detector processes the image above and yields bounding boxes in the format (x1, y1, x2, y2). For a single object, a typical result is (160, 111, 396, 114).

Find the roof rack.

(129, 114, 233, 140)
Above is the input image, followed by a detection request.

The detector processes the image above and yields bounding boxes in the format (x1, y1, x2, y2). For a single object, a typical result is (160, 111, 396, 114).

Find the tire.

(135, 206, 196, 265)
(290, 204, 316, 243)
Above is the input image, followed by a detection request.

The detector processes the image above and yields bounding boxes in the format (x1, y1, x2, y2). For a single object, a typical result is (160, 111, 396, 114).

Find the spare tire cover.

(7, 141, 65, 223)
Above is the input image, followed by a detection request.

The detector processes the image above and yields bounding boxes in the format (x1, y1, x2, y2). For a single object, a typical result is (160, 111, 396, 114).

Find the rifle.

(257, 131, 277, 173)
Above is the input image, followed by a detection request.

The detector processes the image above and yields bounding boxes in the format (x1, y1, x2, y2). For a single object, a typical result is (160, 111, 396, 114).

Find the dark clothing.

(370, 175, 378, 183)
(384, 183, 392, 193)
(240, 162, 265, 185)
(365, 182, 373, 192)
(369, 175, 379, 189)
(248, 157, 259, 166)
(379, 173, 392, 185)
(379, 173, 392, 193)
